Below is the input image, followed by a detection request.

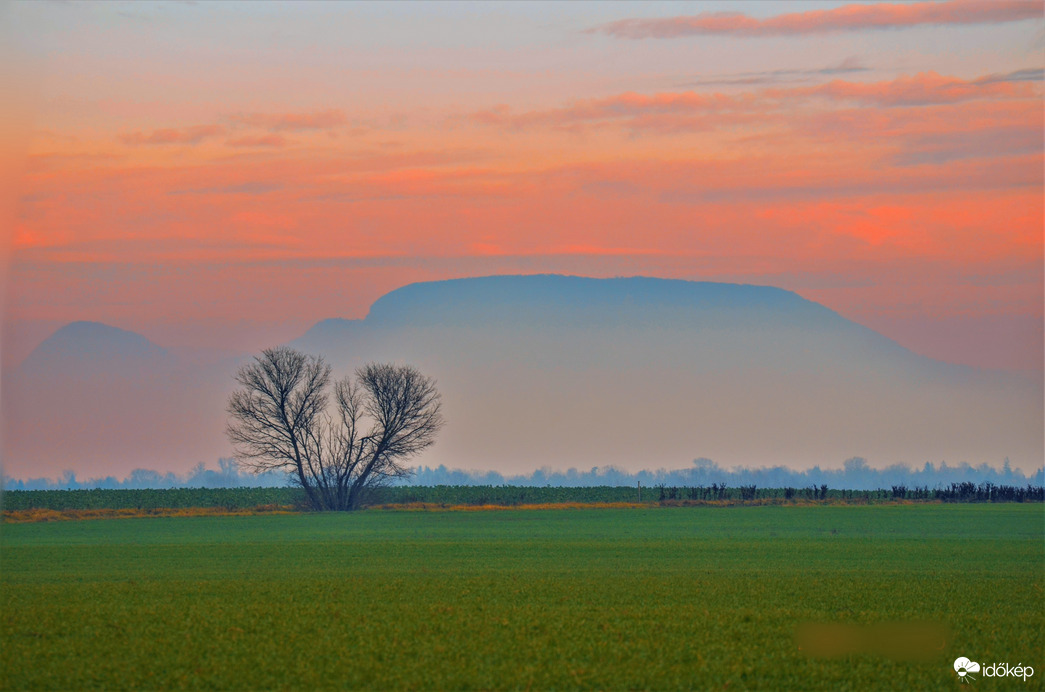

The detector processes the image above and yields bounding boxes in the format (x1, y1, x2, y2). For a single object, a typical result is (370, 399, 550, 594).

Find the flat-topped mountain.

(295, 275, 1040, 473)
(362, 275, 839, 327)
(300, 275, 915, 365)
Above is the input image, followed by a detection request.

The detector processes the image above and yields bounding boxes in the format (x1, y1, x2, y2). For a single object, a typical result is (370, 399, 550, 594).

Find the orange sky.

(3, 0, 1043, 371)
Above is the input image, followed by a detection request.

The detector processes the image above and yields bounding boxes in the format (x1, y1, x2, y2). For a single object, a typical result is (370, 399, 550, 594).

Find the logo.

(954, 657, 1035, 683)
(954, 657, 980, 683)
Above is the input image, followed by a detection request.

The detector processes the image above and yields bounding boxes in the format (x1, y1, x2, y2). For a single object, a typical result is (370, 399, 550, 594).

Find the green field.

(5, 482, 1042, 511)
(2, 505, 1042, 690)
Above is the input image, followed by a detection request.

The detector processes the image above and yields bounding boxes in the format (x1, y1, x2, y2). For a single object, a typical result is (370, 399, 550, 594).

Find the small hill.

(19, 321, 168, 374)
(5, 321, 221, 477)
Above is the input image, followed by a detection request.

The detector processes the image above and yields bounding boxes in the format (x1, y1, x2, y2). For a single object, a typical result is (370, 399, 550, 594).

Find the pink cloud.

(472, 72, 1037, 133)
(472, 91, 756, 132)
(591, 0, 1041, 39)
(120, 124, 225, 146)
(799, 71, 1034, 106)
(232, 109, 348, 132)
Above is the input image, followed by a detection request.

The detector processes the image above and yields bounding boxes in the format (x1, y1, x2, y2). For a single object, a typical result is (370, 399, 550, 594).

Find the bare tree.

(226, 346, 443, 510)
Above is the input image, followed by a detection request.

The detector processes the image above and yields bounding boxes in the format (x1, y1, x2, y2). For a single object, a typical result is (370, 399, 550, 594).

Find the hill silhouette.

(19, 321, 169, 374)
(5, 321, 219, 475)
(5, 276, 1041, 477)
(294, 275, 1040, 473)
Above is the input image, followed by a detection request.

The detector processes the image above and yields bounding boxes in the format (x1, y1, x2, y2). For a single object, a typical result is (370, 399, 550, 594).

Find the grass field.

(2, 505, 1042, 690)
(5, 482, 1042, 513)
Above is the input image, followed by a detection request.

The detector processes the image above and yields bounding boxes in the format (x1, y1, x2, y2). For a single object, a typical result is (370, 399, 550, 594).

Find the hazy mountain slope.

(18, 321, 169, 374)
(4, 277, 1040, 478)
(294, 275, 1042, 473)
(4, 322, 229, 475)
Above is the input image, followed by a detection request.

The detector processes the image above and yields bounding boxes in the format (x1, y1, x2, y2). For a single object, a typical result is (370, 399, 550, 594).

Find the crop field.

(5, 481, 1041, 515)
(2, 505, 1042, 690)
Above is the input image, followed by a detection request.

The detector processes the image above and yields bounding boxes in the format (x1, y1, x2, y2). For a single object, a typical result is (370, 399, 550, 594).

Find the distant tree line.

(2, 458, 291, 491)
(644, 482, 1043, 503)
(4, 456, 1043, 492)
(6, 482, 1042, 512)
(406, 456, 1044, 492)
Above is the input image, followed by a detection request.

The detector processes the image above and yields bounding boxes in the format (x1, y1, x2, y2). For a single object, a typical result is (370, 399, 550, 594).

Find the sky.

(2, 0, 1043, 374)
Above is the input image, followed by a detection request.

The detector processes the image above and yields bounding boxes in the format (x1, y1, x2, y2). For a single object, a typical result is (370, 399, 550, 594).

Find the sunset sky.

(3, 0, 1043, 372)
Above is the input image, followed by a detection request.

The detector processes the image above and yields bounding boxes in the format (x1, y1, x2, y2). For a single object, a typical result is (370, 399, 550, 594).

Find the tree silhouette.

(226, 346, 443, 510)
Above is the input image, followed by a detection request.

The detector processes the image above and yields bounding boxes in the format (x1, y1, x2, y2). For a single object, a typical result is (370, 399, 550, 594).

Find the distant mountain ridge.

(298, 274, 919, 370)
(14, 277, 919, 369)
(362, 275, 843, 328)
(6, 275, 1042, 477)
(292, 274, 1039, 473)
(305, 274, 911, 350)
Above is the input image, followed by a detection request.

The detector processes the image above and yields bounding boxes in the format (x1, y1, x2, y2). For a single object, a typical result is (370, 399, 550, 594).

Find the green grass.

(2, 505, 1042, 690)
(1, 487, 306, 511)
(6, 483, 1041, 511)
